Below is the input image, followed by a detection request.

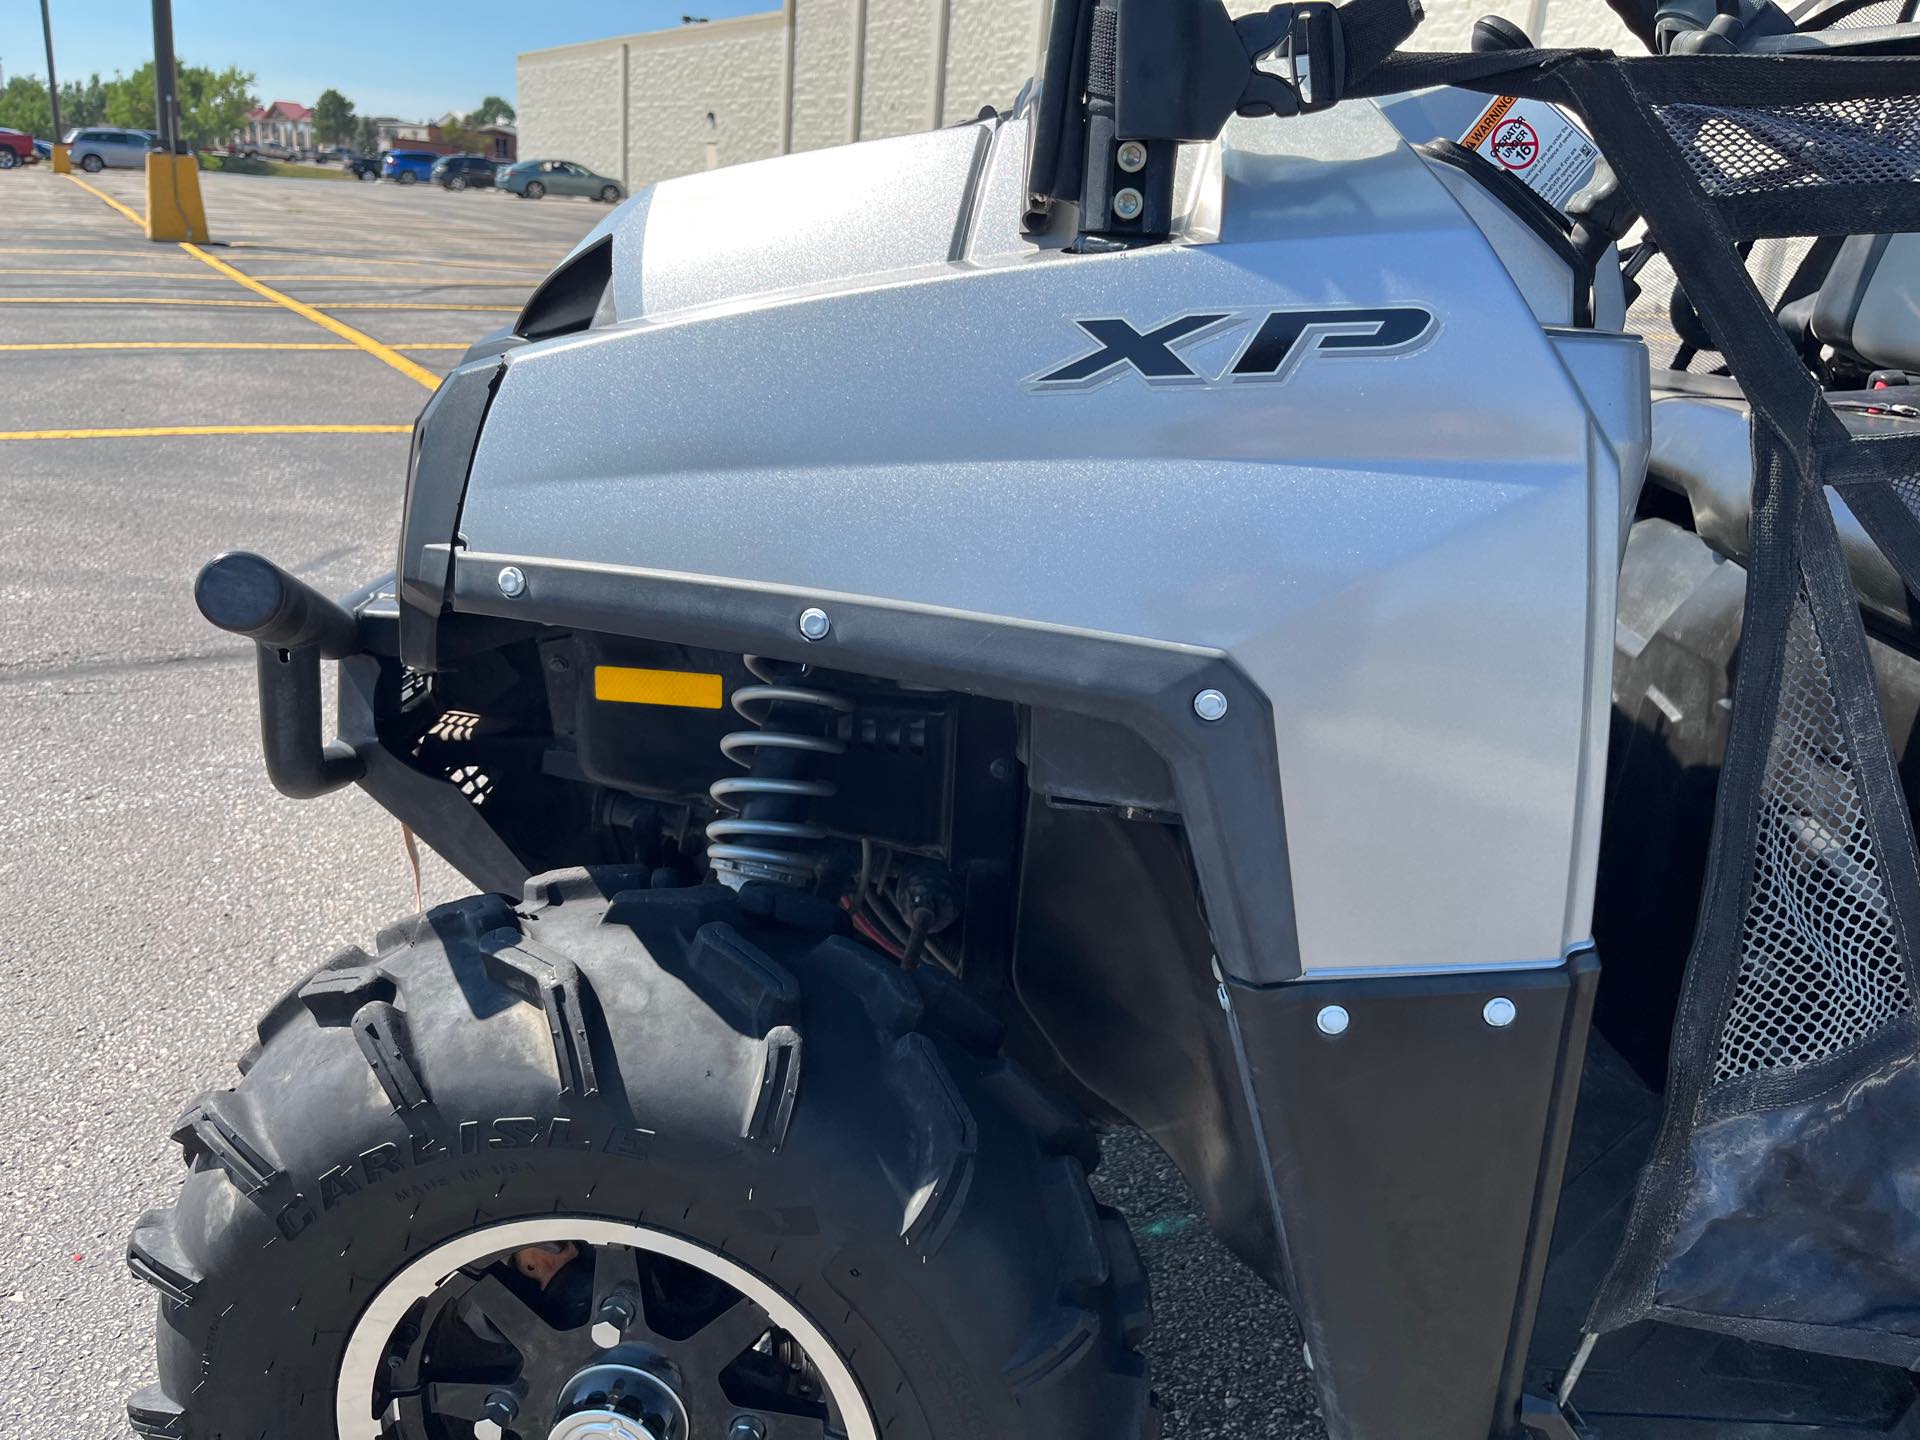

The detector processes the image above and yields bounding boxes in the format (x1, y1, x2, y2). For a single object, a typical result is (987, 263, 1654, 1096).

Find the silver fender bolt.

(1193, 688, 1229, 722)
(1483, 996, 1517, 1028)
(495, 565, 526, 599)
(1316, 1004, 1350, 1037)
(1116, 140, 1148, 173)
(1113, 187, 1145, 221)
(798, 606, 831, 642)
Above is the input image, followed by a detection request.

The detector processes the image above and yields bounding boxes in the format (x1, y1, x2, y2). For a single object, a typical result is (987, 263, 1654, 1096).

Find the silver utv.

(135, 2, 1920, 1439)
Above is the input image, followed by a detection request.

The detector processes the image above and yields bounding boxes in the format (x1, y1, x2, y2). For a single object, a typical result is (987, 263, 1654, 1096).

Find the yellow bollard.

(145, 151, 209, 243)
(50, 143, 70, 174)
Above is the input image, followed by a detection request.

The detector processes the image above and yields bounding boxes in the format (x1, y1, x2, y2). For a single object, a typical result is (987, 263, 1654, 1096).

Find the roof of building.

(246, 100, 314, 122)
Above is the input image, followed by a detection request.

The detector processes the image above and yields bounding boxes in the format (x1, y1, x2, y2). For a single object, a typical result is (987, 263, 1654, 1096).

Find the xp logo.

(1025, 306, 1436, 392)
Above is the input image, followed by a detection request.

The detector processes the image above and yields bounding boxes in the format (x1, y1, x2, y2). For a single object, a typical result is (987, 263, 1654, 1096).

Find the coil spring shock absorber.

(706, 657, 853, 888)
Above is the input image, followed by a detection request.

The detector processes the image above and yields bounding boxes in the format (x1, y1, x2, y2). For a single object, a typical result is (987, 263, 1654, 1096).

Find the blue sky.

(4, 1, 772, 119)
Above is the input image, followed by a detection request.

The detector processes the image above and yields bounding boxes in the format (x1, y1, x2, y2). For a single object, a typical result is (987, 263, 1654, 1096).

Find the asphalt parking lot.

(0, 164, 1320, 1439)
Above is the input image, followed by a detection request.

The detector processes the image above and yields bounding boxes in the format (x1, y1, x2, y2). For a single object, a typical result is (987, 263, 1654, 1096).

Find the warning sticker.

(1459, 95, 1600, 210)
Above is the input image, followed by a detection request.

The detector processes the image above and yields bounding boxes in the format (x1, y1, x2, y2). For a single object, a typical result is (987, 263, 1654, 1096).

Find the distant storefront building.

(516, 0, 1638, 194)
(238, 100, 315, 153)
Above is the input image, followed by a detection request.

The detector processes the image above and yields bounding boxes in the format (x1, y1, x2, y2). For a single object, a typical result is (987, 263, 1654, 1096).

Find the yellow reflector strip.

(593, 666, 724, 710)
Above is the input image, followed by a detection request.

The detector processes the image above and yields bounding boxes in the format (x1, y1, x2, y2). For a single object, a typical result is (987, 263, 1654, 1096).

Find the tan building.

(517, 0, 1637, 194)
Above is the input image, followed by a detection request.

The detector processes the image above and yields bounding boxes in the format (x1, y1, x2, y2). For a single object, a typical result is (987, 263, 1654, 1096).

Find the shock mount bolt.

(1113, 187, 1145, 221)
(496, 565, 526, 599)
(1116, 140, 1148, 173)
(798, 607, 832, 642)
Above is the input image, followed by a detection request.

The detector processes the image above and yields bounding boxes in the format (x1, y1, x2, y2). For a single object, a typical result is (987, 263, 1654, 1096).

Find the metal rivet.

(1113, 187, 1145, 221)
(495, 565, 526, 599)
(1116, 140, 1148, 173)
(1316, 1004, 1350, 1037)
(1193, 688, 1229, 722)
(1484, 996, 1517, 1028)
(798, 607, 831, 642)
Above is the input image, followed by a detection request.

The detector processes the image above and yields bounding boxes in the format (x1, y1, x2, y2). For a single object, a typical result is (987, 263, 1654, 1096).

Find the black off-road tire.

(127, 869, 1155, 1440)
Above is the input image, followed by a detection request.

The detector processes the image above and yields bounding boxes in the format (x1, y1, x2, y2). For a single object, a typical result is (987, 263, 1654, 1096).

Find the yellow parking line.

(321, 302, 521, 312)
(179, 245, 448, 391)
(61, 171, 146, 225)
(54, 172, 448, 393)
(259, 274, 531, 286)
(0, 296, 278, 307)
(0, 340, 471, 352)
(0, 424, 414, 441)
(0, 266, 209, 278)
(0, 247, 547, 273)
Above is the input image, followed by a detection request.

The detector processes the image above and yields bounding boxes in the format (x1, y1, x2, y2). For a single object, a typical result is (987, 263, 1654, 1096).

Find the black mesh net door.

(1536, 49, 1920, 1365)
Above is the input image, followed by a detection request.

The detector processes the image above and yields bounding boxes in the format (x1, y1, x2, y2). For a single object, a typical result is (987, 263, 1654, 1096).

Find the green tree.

(440, 121, 484, 156)
(0, 75, 53, 137)
(61, 72, 110, 127)
(470, 95, 515, 126)
(353, 114, 379, 157)
(105, 60, 254, 151)
(313, 88, 355, 145)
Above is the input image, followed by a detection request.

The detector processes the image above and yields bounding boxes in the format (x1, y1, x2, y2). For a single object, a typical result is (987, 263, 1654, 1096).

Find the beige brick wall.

(791, 0, 858, 152)
(860, 0, 942, 139)
(627, 16, 788, 181)
(941, 0, 1047, 126)
(520, 0, 1651, 192)
(516, 43, 627, 183)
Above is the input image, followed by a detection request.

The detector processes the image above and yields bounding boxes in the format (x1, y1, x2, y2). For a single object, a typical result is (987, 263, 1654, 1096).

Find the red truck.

(0, 128, 38, 168)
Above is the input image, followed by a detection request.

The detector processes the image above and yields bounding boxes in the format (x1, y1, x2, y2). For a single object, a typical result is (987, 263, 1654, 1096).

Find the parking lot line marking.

(0, 248, 549, 274)
(52, 171, 449, 393)
(319, 302, 521, 312)
(179, 244, 446, 391)
(0, 266, 210, 278)
(0, 341, 467, 352)
(61, 172, 147, 226)
(0, 296, 279, 307)
(0, 424, 415, 441)
(258, 275, 533, 286)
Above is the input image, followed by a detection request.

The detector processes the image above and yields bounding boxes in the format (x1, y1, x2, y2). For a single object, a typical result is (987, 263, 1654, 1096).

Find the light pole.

(144, 0, 208, 241)
(40, 0, 65, 169)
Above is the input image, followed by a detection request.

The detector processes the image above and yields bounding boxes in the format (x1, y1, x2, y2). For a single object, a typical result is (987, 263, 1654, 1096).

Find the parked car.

(498, 157, 624, 202)
(32, 138, 51, 163)
(430, 154, 498, 191)
(382, 150, 439, 186)
(0, 127, 35, 168)
(64, 127, 159, 172)
(236, 139, 295, 161)
(316, 145, 352, 165)
(345, 153, 380, 182)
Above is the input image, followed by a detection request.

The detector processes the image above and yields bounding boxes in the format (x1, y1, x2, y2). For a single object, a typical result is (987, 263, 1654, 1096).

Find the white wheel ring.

(335, 1217, 879, 1440)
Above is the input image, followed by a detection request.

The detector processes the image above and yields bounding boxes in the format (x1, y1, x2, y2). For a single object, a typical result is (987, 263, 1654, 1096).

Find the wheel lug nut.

(730, 1417, 767, 1440)
(593, 1292, 635, 1348)
(474, 1390, 518, 1440)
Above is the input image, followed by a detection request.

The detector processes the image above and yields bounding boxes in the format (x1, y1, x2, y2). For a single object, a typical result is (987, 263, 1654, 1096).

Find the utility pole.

(40, 0, 62, 149)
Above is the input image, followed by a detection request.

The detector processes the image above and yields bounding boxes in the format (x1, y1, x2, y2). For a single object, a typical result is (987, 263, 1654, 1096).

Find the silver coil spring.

(706, 656, 853, 888)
